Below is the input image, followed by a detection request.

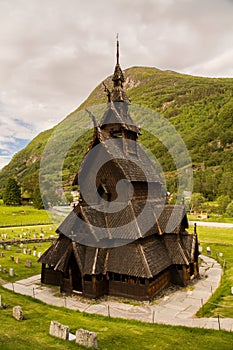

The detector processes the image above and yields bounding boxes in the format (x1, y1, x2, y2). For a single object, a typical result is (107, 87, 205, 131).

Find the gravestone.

(16, 249, 21, 253)
(37, 252, 42, 258)
(33, 251, 37, 257)
(23, 248, 27, 254)
(9, 268, 14, 277)
(0, 252, 4, 257)
(76, 328, 98, 348)
(10, 256, 14, 262)
(7, 245, 11, 251)
(206, 246, 211, 255)
(15, 257, 20, 264)
(0, 265, 2, 272)
(12, 306, 23, 320)
(25, 260, 32, 268)
(49, 320, 69, 340)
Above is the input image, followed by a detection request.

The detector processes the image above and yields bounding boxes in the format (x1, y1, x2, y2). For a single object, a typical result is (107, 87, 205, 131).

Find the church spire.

(112, 34, 125, 86)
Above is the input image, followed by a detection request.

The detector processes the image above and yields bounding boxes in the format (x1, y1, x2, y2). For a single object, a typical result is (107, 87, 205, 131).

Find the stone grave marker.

(15, 257, 20, 264)
(25, 260, 32, 268)
(10, 256, 14, 262)
(49, 320, 69, 340)
(16, 249, 21, 253)
(76, 328, 98, 349)
(33, 251, 37, 257)
(7, 245, 11, 251)
(0, 252, 4, 257)
(9, 268, 14, 277)
(12, 306, 23, 320)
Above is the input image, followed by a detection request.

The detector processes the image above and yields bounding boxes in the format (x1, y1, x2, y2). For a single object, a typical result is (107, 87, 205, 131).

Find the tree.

(226, 201, 233, 217)
(3, 177, 21, 206)
(216, 195, 231, 214)
(32, 186, 44, 209)
(190, 192, 205, 211)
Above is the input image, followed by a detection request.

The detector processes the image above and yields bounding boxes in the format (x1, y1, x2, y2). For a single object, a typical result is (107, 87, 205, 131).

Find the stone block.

(13, 306, 23, 320)
(49, 320, 69, 340)
(76, 328, 98, 348)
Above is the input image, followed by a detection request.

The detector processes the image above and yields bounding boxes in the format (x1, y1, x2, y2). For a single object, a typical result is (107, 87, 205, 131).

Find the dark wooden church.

(39, 40, 199, 300)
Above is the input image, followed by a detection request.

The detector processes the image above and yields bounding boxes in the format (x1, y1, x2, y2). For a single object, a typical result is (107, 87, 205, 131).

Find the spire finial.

(116, 33, 119, 65)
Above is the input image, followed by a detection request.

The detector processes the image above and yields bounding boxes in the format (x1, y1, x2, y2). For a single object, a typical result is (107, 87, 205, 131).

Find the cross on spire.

(116, 33, 119, 65)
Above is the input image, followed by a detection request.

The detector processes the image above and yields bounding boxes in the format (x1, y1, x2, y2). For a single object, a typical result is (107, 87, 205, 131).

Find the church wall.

(83, 276, 109, 299)
(41, 264, 61, 286)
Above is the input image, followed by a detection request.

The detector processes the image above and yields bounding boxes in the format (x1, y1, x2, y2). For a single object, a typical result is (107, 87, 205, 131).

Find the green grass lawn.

(0, 285, 232, 350)
(197, 226, 233, 318)
(0, 242, 51, 282)
(197, 226, 233, 245)
(188, 214, 233, 224)
(0, 204, 52, 227)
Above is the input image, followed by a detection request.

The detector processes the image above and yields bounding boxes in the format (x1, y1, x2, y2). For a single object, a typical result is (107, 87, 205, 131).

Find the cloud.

(0, 0, 233, 169)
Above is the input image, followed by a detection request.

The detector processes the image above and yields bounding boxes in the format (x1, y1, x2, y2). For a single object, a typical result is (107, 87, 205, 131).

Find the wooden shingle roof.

(56, 203, 188, 248)
(38, 234, 72, 271)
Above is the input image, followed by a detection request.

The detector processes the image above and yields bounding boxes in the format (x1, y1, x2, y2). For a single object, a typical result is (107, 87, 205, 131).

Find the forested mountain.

(0, 66, 233, 201)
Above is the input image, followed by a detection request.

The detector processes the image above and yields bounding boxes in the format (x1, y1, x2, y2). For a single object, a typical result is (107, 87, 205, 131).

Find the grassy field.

(197, 226, 233, 318)
(0, 241, 52, 282)
(188, 214, 233, 224)
(0, 203, 52, 227)
(0, 285, 232, 350)
(197, 226, 233, 245)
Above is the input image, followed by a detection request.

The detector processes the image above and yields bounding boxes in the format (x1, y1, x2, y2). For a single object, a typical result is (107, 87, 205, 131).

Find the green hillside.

(0, 66, 233, 201)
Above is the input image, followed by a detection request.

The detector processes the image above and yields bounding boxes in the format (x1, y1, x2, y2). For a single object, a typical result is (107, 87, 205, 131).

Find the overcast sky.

(0, 0, 233, 169)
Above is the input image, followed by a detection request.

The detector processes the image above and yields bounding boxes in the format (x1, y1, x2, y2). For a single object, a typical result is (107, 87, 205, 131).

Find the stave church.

(39, 40, 199, 300)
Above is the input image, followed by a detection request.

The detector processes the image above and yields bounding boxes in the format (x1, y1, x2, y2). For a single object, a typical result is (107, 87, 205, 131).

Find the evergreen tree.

(32, 186, 44, 209)
(3, 177, 21, 206)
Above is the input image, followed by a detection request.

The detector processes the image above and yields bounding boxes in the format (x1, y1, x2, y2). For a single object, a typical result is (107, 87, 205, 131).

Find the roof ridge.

(138, 243, 153, 278)
(177, 239, 189, 265)
(92, 248, 99, 274)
